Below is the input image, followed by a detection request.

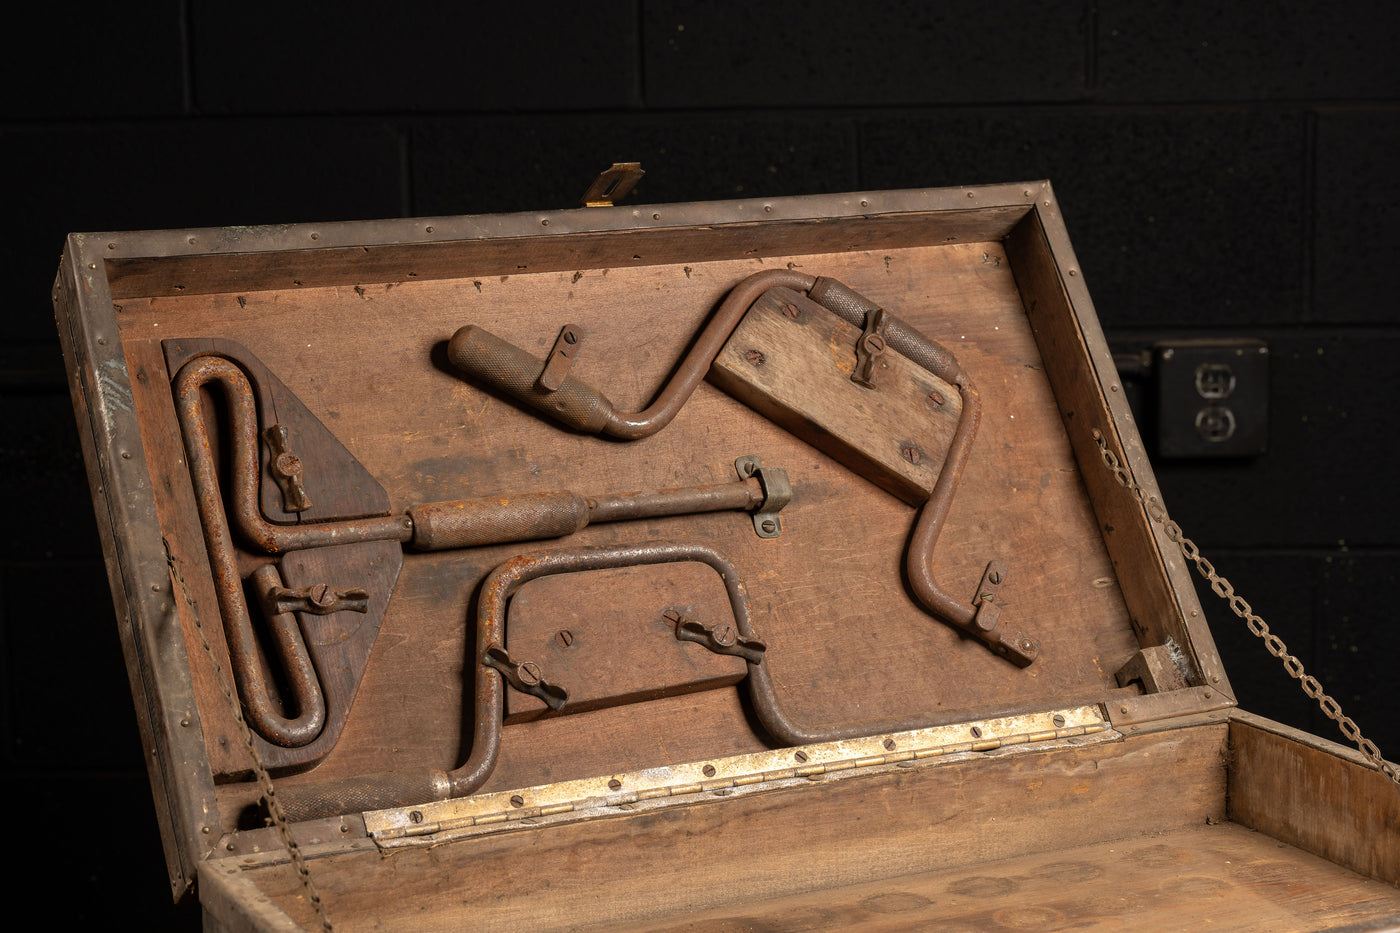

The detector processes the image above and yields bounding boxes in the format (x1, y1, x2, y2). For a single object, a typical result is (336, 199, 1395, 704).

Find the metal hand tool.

(278, 540, 985, 822)
(169, 344, 791, 769)
(447, 270, 1038, 666)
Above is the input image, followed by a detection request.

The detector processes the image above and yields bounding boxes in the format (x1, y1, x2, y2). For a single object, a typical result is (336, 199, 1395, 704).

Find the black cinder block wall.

(4, 3, 1396, 927)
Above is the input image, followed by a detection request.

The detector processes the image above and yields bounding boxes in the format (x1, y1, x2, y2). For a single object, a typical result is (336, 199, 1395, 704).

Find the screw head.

(518, 661, 542, 686)
(970, 726, 983, 739)
(702, 764, 716, 777)
(794, 750, 809, 763)
(662, 609, 683, 624)
(608, 778, 622, 790)
(745, 349, 766, 366)
(1052, 714, 1066, 727)
(711, 624, 736, 647)
(883, 738, 897, 751)
(273, 452, 302, 478)
(901, 446, 922, 464)
(760, 519, 777, 534)
(409, 810, 424, 823)
(563, 330, 578, 345)
(554, 630, 575, 648)
(988, 570, 1002, 585)
(510, 795, 525, 808)
(783, 303, 800, 319)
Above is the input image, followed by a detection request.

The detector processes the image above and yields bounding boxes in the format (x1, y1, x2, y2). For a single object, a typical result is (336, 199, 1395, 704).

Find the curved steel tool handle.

(446, 270, 1038, 666)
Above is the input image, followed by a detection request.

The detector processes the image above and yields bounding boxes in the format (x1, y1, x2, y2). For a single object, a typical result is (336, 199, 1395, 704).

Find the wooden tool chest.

(54, 183, 1399, 930)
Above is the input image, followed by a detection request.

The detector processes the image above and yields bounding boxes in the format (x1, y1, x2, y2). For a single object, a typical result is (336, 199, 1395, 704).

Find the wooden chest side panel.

(232, 726, 1229, 932)
(1228, 711, 1400, 885)
(615, 823, 1400, 932)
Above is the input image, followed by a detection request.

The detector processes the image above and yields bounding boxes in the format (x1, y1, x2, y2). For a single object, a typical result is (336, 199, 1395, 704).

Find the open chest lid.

(53, 181, 1231, 902)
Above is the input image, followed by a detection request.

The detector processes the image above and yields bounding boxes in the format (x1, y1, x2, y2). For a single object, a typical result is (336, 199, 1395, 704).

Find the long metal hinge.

(364, 705, 1110, 845)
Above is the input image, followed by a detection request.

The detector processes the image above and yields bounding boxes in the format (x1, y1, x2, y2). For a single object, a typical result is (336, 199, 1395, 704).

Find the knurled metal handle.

(447, 325, 616, 434)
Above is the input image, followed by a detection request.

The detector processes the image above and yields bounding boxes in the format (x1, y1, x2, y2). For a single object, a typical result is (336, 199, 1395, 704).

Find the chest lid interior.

(53, 181, 1231, 902)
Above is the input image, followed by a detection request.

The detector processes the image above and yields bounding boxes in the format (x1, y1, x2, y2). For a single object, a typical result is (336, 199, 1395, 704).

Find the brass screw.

(409, 811, 423, 823)
(702, 764, 716, 778)
(970, 726, 983, 739)
(761, 519, 777, 534)
(794, 750, 809, 763)
(510, 795, 525, 808)
(608, 779, 622, 791)
(883, 738, 896, 751)
(1052, 714, 1066, 727)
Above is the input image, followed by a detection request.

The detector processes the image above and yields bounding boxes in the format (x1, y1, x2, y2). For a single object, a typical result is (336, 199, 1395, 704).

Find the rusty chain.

(164, 540, 334, 932)
(1091, 430, 1399, 787)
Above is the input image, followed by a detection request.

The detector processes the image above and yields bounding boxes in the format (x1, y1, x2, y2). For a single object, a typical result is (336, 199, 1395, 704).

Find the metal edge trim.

(82, 183, 1048, 259)
(1008, 200, 1234, 701)
(56, 235, 220, 897)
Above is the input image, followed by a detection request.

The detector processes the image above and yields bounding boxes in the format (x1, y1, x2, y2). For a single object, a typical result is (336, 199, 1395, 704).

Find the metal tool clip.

(262, 423, 312, 512)
(483, 646, 568, 710)
(734, 455, 792, 538)
(537, 324, 584, 392)
(852, 306, 889, 389)
(665, 609, 767, 664)
(268, 583, 370, 615)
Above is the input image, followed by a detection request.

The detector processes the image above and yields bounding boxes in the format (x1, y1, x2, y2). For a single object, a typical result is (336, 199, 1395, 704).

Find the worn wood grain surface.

(1229, 711, 1400, 886)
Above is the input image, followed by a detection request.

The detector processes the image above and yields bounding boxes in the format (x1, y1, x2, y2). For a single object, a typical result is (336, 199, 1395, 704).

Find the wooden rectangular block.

(711, 286, 963, 505)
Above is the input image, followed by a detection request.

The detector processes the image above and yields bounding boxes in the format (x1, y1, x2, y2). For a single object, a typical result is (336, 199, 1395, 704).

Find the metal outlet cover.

(1155, 339, 1269, 458)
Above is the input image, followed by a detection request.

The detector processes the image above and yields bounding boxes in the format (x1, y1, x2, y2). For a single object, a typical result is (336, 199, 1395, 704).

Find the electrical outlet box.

(1155, 339, 1269, 458)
